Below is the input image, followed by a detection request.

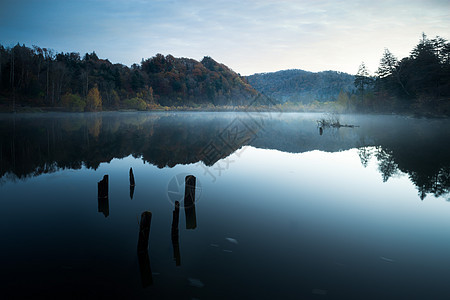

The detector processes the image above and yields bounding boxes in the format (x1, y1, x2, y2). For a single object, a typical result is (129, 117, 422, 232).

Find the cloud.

(0, 0, 449, 74)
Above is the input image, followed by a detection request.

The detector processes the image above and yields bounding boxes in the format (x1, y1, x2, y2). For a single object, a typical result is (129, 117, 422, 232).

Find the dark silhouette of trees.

(375, 147, 398, 182)
(377, 49, 398, 79)
(371, 33, 450, 115)
(246, 33, 449, 115)
(0, 44, 261, 110)
(1, 33, 449, 114)
(354, 62, 374, 103)
(358, 147, 373, 168)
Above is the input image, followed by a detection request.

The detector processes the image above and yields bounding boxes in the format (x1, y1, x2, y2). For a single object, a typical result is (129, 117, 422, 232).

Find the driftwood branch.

(317, 113, 359, 134)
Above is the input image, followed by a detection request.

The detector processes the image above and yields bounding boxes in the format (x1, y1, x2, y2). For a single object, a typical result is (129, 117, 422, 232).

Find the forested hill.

(246, 69, 355, 103)
(0, 44, 261, 111)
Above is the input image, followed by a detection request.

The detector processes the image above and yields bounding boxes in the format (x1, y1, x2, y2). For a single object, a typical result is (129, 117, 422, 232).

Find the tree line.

(1, 33, 449, 115)
(0, 44, 259, 111)
(349, 33, 450, 115)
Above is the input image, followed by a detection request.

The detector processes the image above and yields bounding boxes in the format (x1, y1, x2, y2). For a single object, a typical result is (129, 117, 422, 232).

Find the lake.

(1, 112, 450, 299)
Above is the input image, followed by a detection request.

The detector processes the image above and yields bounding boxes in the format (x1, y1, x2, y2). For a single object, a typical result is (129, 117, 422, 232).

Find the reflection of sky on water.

(200, 146, 450, 234)
(1, 113, 450, 299)
(193, 147, 450, 299)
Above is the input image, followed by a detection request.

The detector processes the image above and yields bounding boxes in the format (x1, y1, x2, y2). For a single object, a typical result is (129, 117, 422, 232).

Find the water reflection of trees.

(375, 147, 399, 183)
(0, 113, 244, 179)
(358, 145, 450, 200)
(1, 113, 449, 200)
(357, 147, 374, 168)
(411, 167, 450, 200)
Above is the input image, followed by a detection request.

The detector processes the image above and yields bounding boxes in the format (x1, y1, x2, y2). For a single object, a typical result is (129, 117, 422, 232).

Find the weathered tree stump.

(184, 175, 197, 229)
(130, 185, 135, 200)
(137, 211, 152, 253)
(97, 198, 109, 218)
(184, 175, 196, 207)
(97, 175, 108, 199)
(137, 251, 152, 287)
(129, 167, 135, 186)
(97, 175, 109, 217)
(137, 211, 153, 287)
(171, 201, 181, 266)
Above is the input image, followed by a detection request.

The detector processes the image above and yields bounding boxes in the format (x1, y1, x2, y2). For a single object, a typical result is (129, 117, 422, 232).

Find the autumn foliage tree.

(86, 86, 102, 111)
(0, 44, 261, 111)
(61, 92, 85, 112)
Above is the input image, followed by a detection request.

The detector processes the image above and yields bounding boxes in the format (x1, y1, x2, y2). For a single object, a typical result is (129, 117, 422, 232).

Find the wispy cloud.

(1, 0, 449, 74)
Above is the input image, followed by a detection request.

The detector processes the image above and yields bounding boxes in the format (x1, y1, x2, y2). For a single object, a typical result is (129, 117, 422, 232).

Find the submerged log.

(316, 117, 359, 129)
(334, 124, 359, 128)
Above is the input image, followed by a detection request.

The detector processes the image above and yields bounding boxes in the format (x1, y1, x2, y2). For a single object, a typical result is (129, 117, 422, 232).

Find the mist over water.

(1, 112, 449, 299)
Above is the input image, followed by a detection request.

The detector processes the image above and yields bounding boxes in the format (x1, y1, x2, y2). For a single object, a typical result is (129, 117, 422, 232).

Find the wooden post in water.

(97, 175, 109, 217)
(137, 211, 152, 252)
(129, 167, 135, 186)
(98, 175, 108, 198)
(184, 175, 196, 207)
(130, 185, 135, 200)
(184, 175, 197, 229)
(129, 168, 135, 200)
(171, 201, 181, 266)
(137, 211, 153, 287)
(138, 250, 153, 287)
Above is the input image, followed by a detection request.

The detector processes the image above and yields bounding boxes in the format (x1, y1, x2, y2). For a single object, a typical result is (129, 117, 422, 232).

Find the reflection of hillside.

(1, 113, 449, 199)
(0, 113, 248, 178)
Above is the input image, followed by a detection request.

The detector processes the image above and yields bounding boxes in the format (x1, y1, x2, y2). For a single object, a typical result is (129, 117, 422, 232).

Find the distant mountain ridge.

(246, 69, 355, 104)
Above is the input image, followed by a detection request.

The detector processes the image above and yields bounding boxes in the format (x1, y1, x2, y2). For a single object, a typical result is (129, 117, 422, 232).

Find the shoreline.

(0, 106, 448, 118)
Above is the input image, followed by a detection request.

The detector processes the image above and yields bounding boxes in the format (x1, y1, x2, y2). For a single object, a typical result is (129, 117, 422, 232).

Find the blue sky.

(1, 0, 449, 75)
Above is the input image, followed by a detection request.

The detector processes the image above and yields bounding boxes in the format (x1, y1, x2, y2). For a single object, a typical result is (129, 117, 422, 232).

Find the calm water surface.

(1, 112, 450, 299)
